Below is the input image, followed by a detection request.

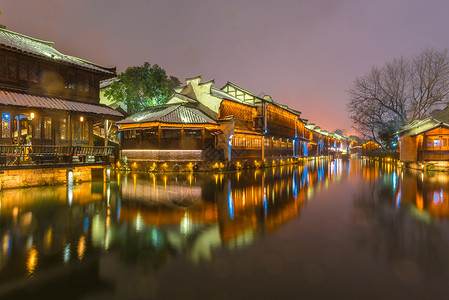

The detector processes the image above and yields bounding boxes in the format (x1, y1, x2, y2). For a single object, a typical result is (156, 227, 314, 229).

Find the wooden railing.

(0, 145, 116, 167)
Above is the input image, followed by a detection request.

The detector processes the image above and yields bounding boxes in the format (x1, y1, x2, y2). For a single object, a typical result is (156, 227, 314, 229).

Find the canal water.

(0, 159, 449, 299)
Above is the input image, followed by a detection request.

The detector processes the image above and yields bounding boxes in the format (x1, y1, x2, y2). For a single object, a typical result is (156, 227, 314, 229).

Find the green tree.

(105, 62, 180, 115)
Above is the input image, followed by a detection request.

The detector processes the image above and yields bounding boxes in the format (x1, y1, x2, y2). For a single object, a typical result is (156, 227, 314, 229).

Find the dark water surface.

(1, 159, 449, 299)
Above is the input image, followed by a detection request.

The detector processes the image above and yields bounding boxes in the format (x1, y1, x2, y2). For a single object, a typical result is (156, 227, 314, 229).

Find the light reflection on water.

(1, 159, 449, 299)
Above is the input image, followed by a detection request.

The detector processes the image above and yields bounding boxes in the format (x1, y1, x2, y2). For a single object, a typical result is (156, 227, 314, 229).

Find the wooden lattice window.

(43, 117, 52, 140)
(34, 116, 41, 139)
(7, 60, 17, 80)
(30, 63, 39, 83)
(0, 55, 6, 78)
(19, 62, 29, 81)
(1, 113, 11, 138)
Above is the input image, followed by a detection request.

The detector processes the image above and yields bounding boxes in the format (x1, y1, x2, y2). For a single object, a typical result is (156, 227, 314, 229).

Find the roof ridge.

(0, 28, 54, 46)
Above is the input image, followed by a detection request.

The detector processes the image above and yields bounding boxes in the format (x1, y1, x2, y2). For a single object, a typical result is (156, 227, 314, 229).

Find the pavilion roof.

(117, 103, 218, 125)
(0, 89, 123, 119)
(0, 28, 116, 75)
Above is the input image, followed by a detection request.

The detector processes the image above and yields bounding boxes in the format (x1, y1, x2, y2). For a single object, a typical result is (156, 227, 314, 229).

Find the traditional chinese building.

(118, 76, 353, 170)
(0, 28, 122, 186)
(399, 106, 449, 168)
(220, 81, 307, 159)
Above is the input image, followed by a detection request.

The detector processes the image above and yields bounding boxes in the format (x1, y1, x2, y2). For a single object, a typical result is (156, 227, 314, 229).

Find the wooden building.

(118, 76, 353, 169)
(0, 28, 122, 168)
(117, 76, 260, 167)
(399, 107, 449, 164)
(221, 82, 307, 159)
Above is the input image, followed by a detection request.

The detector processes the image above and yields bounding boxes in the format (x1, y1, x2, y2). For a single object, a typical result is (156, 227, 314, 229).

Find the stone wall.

(0, 166, 101, 189)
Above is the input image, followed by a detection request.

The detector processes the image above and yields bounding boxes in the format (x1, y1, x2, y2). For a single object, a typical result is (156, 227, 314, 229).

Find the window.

(184, 129, 202, 138)
(82, 121, 89, 141)
(44, 117, 52, 139)
(60, 118, 67, 140)
(426, 136, 449, 150)
(30, 63, 39, 83)
(0, 55, 5, 78)
(163, 129, 181, 138)
(19, 62, 28, 81)
(7, 60, 17, 80)
(1, 113, 11, 138)
(34, 116, 41, 139)
(125, 130, 137, 139)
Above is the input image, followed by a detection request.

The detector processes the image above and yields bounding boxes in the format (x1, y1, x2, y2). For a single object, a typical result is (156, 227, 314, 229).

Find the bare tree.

(347, 48, 449, 149)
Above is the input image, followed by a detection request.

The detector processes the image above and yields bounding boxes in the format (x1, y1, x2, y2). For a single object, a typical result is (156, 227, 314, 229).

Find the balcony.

(0, 145, 116, 169)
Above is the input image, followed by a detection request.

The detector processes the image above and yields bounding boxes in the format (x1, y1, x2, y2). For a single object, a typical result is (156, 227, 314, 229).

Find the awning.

(0, 90, 123, 119)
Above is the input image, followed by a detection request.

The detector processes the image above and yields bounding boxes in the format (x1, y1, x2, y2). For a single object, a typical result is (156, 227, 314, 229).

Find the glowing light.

(26, 246, 38, 277)
(180, 212, 192, 235)
(228, 181, 234, 219)
(396, 188, 401, 208)
(63, 243, 71, 264)
(30, 112, 35, 119)
(135, 213, 144, 232)
(67, 169, 74, 187)
(80, 116, 84, 122)
(77, 236, 86, 261)
(67, 186, 73, 206)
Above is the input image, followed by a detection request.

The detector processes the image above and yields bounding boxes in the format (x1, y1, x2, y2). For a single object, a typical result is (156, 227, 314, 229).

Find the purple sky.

(2, 0, 449, 134)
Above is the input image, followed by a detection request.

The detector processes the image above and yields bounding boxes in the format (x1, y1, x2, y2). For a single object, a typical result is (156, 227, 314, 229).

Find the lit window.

(44, 117, 51, 139)
(2, 113, 11, 138)
(60, 118, 67, 140)
(35, 116, 41, 139)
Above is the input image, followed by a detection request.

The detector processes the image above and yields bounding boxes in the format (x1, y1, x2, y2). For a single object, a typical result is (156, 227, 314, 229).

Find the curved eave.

(118, 121, 219, 131)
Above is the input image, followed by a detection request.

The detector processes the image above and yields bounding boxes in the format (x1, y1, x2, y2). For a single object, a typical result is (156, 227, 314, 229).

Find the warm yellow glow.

(119, 122, 219, 131)
(77, 236, 86, 261)
(45, 228, 52, 250)
(27, 246, 38, 277)
(80, 116, 84, 122)
(416, 194, 424, 211)
(30, 112, 35, 119)
(2, 234, 9, 255)
(133, 173, 137, 190)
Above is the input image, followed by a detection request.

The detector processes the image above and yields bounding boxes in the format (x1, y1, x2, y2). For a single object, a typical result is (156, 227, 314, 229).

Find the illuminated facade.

(0, 28, 122, 168)
(117, 76, 354, 168)
(399, 107, 449, 166)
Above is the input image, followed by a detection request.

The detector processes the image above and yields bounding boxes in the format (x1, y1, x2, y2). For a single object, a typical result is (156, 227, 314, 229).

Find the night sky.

(2, 0, 449, 133)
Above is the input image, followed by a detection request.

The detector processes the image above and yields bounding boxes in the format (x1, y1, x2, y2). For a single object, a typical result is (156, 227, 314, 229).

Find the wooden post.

(104, 119, 109, 155)
(201, 128, 205, 149)
(158, 124, 162, 148)
(68, 115, 72, 147)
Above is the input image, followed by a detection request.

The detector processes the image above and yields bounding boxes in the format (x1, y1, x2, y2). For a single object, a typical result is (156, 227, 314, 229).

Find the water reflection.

(2, 159, 449, 298)
(353, 159, 449, 282)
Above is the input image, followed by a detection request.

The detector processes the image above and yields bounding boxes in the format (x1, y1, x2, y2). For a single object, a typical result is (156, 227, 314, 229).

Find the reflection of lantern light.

(63, 243, 71, 264)
(67, 169, 74, 187)
(77, 236, 86, 261)
(27, 246, 38, 277)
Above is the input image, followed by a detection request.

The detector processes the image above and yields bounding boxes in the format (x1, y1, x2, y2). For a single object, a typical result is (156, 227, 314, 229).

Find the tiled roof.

(100, 78, 120, 89)
(0, 28, 115, 75)
(117, 104, 217, 125)
(0, 90, 123, 118)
